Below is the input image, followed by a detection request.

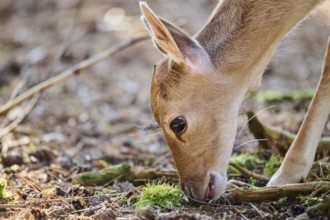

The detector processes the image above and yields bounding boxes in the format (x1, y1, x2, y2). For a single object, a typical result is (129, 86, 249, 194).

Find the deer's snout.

(181, 172, 227, 202)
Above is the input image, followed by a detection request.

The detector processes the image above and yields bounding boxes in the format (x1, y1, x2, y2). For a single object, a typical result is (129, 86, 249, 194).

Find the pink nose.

(181, 173, 226, 202)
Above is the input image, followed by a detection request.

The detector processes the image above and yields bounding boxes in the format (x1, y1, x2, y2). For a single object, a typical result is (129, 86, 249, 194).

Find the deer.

(139, 0, 330, 202)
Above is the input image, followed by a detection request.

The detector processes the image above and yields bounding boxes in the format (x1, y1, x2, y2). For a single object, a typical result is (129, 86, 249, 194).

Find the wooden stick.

(224, 181, 330, 203)
(0, 197, 80, 209)
(0, 94, 40, 139)
(72, 163, 133, 186)
(72, 164, 329, 204)
(72, 163, 178, 186)
(307, 195, 330, 215)
(246, 111, 330, 155)
(72, 161, 269, 186)
(257, 89, 314, 104)
(0, 203, 27, 209)
(229, 161, 270, 182)
(0, 36, 149, 116)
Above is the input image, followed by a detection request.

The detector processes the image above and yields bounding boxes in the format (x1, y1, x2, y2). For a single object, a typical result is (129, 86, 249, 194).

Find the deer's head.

(140, 2, 249, 201)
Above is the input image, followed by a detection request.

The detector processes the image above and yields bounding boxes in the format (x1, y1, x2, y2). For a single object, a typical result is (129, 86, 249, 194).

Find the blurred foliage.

(0, 178, 7, 199)
(263, 155, 283, 177)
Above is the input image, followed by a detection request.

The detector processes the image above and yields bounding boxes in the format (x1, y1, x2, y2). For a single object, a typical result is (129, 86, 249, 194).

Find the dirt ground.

(0, 0, 330, 219)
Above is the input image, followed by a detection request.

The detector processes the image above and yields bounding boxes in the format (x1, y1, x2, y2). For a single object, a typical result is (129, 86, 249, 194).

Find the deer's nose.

(205, 174, 216, 200)
(181, 173, 226, 202)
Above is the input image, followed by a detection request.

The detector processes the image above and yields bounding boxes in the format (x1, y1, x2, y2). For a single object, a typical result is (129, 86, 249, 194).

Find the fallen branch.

(307, 195, 330, 215)
(0, 62, 31, 130)
(72, 162, 269, 186)
(72, 163, 269, 186)
(0, 203, 27, 209)
(229, 161, 270, 182)
(72, 164, 330, 204)
(0, 94, 40, 139)
(247, 111, 330, 155)
(257, 89, 314, 104)
(0, 197, 82, 209)
(72, 163, 177, 186)
(0, 35, 149, 116)
(220, 181, 330, 203)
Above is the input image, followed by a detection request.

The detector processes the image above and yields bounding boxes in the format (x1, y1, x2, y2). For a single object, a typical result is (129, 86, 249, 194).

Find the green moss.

(144, 157, 155, 167)
(228, 153, 283, 178)
(134, 183, 186, 209)
(324, 164, 330, 178)
(72, 163, 132, 186)
(259, 89, 314, 104)
(298, 194, 323, 207)
(228, 153, 262, 174)
(263, 155, 282, 177)
(0, 178, 7, 199)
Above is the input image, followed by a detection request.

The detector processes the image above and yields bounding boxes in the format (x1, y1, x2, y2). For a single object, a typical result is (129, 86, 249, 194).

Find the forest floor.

(0, 0, 330, 219)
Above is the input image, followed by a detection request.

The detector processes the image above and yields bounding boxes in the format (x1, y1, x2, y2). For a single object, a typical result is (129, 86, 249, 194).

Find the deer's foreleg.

(268, 36, 330, 186)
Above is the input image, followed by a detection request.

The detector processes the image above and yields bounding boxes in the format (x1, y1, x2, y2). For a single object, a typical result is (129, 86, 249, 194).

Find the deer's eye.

(170, 116, 187, 135)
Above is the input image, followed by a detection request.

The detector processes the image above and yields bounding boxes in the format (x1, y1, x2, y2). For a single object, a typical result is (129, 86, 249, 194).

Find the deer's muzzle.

(181, 172, 227, 202)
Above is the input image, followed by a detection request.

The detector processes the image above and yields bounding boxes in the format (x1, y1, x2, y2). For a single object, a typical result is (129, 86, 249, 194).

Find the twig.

(0, 197, 79, 209)
(0, 71, 28, 129)
(223, 181, 330, 203)
(0, 204, 27, 209)
(16, 174, 45, 194)
(0, 94, 40, 139)
(8, 77, 28, 101)
(44, 0, 83, 79)
(307, 195, 330, 215)
(229, 161, 270, 182)
(72, 163, 178, 186)
(0, 35, 149, 116)
(246, 111, 330, 155)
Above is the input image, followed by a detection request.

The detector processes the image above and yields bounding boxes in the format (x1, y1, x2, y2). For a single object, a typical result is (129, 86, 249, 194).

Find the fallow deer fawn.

(140, 0, 330, 201)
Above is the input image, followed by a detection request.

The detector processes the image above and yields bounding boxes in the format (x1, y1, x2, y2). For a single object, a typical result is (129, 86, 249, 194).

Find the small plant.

(134, 183, 186, 209)
(228, 153, 262, 174)
(323, 163, 330, 178)
(0, 178, 7, 199)
(298, 194, 322, 207)
(263, 155, 283, 176)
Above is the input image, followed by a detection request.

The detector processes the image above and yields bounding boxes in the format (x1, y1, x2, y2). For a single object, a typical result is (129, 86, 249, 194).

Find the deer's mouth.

(204, 172, 227, 201)
(182, 172, 227, 202)
(205, 178, 215, 201)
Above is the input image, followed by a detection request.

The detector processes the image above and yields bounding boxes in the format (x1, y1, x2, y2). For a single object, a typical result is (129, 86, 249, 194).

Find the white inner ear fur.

(140, 2, 214, 74)
(140, 3, 185, 63)
(184, 45, 215, 74)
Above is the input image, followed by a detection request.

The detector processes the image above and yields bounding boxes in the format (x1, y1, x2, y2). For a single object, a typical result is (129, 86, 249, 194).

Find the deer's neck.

(196, 0, 321, 91)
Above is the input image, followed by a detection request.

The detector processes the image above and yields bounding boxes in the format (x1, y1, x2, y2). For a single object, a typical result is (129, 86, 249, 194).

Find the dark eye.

(170, 116, 187, 135)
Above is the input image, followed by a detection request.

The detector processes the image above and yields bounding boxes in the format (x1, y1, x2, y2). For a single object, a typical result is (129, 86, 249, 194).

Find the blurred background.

(0, 0, 329, 172)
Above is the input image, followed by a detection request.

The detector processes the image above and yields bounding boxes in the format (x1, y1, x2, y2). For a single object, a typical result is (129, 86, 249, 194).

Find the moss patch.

(0, 178, 7, 199)
(134, 183, 186, 209)
(263, 155, 282, 177)
(259, 89, 314, 104)
(323, 164, 330, 178)
(228, 153, 283, 177)
(228, 153, 262, 174)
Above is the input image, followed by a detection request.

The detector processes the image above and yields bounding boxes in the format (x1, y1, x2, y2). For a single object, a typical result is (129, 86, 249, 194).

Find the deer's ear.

(140, 2, 212, 72)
